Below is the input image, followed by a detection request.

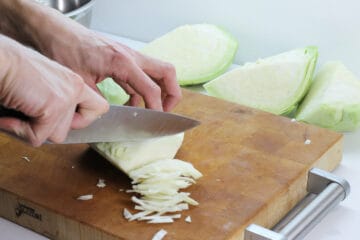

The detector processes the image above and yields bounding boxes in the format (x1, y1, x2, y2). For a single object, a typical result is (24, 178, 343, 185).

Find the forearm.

(0, 0, 41, 48)
(0, 0, 85, 54)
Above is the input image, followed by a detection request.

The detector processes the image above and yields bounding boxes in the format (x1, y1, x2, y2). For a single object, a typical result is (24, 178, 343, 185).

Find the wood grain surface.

(0, 90, 343, 240)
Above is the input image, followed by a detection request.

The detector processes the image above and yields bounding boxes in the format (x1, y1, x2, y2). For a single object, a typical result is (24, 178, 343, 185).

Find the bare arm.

(0, 0, 182, 111)
(0, 0, 52, 49)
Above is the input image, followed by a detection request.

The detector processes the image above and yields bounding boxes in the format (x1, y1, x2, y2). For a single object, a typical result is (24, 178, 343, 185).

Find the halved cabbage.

(91, 133, 184, 173)
(296, 62, 360, 131)
(141, 24, 238, 86)
(204, 47, 318, 115)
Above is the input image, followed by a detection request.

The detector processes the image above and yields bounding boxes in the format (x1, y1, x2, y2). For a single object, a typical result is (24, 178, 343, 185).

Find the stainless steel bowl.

(36, 0, 95, 27)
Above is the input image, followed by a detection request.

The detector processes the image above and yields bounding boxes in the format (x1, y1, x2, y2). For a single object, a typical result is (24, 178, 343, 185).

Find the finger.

(157, 78, 174, 111)
(139, 56, 181, 111)
(86, 79, 102, 95)
(116, 81, 142, 106)
(0, 117, 42, 146)
(47, 106, 75, 143)
(71, 85, 109, 129)
(113, 61, 162, 110)
(31, 114, 62, 146)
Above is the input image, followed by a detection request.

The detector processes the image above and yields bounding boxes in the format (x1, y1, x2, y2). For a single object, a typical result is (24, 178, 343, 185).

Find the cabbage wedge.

(296, 62, 360, 131)
(141, 24, 238, 86)
(204, 47, 318, 115)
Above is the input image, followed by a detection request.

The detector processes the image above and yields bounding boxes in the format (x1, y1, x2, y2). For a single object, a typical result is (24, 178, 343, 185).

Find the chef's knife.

(0, 105, 200, 143)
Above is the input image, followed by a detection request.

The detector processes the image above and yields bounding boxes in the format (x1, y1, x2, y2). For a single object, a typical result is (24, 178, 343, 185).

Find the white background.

(92, 0, 360, 76)
(1, 0, 360, 239)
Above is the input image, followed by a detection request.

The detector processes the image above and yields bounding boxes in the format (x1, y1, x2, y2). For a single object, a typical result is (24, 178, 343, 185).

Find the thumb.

(71, 85, 109, 130)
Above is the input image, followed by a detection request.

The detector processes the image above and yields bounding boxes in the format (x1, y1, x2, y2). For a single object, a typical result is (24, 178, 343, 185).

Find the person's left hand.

(34, 9, 181, 112)
(48, 32, 181, 112)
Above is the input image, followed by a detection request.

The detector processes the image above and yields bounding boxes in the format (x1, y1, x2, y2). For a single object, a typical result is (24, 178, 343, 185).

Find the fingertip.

(162, 96, 176, 112)
(145, 101, 163, 111)
(144, 84, 163, 111)
(85, 84, 110, 115)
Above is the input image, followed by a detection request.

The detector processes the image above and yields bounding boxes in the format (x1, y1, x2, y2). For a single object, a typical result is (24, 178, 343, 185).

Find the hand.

(0, 0, 181, 112)
(0, 35, 109, 146)
(44, 32, 182, 112)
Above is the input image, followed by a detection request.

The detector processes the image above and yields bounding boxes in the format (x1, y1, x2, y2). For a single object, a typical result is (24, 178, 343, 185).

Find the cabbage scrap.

(125, 159, 202, 223)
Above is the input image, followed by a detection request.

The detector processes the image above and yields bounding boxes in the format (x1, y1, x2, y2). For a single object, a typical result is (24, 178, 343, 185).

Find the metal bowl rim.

(64, 0, 95, 17)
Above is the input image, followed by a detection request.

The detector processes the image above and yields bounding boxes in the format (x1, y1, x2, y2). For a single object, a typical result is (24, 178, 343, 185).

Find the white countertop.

(1, 32, 360, 240)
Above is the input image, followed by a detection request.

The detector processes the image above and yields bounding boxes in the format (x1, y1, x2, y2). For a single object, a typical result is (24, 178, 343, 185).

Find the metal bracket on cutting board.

(244, 168, 350, 240)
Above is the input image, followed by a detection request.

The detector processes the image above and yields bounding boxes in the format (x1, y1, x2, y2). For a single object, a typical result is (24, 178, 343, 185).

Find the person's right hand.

(0, 35, 109, 146)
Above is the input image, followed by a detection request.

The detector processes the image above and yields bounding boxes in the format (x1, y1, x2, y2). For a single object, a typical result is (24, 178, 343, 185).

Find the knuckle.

(174, 89, 182, 99)
(147, 84, 161, 98)
(47, 74, 84, 110)
(112, 63, 133, 84)
(111, 50, 133, 67)
(114, 69, 130, 84)
(69, 73, 85, 93)
(39, 105, 54, 120)
(110, 51, 137, 82)
(162, 63, 176, 76)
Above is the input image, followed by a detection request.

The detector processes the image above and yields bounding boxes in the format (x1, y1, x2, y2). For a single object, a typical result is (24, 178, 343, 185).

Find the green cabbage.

(204, 46, 318, 115)
(296, 62, 360, 131)
(141, 24, 238, 86)
(91, 133, 184, 172)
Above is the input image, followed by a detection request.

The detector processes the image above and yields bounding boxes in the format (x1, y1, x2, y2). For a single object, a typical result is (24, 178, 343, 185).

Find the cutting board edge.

(228, 135, 343, 240)
(0, 188, 122, 240)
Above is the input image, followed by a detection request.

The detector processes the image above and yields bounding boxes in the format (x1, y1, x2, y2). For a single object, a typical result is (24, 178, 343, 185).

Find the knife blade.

(0, 105, 200, 144)
(63, 105, 200, 143)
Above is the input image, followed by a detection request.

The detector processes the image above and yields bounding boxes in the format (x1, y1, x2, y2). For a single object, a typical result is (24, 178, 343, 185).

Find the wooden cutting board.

(0, 90, 342, 240)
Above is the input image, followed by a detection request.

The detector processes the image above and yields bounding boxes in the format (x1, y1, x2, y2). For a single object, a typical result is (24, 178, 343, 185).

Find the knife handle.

(0, 106, 30, 121)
